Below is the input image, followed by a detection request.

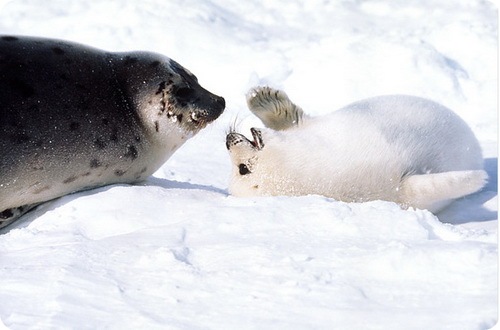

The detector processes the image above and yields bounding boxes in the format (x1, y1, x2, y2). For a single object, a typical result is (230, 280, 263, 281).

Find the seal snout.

(214, 94, 225, 111)
(226, 132, 249, 150)
(168, 86, 224, 131)
(169, 59, 225, 122)
(187, 93, 224, 127)
(198, 93, 225, 119)
(207, 94, 225, 119)
(226, 128, 263, 150)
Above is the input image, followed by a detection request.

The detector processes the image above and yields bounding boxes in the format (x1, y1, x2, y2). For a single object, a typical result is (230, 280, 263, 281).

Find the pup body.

(226, 87, 486, 213)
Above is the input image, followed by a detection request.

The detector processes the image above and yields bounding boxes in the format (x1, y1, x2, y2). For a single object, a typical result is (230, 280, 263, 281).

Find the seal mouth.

(226, 128, 264, 150)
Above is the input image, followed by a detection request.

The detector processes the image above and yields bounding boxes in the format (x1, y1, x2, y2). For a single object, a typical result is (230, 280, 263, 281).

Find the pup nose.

(226, 133, 237, 150)
(226, 132, 251, 150)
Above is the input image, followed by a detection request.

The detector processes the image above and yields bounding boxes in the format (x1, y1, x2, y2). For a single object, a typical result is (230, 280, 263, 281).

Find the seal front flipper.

(0, 204, 40, 229)
(246, 86, 307, 130)
(399, 170, 488, 213)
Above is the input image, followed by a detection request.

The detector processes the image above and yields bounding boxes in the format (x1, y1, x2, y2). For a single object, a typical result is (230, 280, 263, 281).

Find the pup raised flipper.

(246, 86, 307, 130)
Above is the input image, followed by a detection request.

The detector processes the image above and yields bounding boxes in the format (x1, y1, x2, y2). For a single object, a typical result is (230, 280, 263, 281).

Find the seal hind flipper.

(246, 86, 306, 130)
(400, 170, 488, 213)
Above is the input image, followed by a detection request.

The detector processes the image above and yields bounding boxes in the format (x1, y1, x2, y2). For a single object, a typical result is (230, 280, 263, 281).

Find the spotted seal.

(226, 86, 486, 213)
(0, 35, 225, 229)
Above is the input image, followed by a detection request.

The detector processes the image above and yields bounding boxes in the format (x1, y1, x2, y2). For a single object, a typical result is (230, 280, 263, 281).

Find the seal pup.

(0, 35, 225, 229)
(226, 86, 486, 213)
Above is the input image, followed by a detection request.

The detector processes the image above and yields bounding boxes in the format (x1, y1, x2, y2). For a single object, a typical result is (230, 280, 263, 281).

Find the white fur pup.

(226, 86, 487, 213)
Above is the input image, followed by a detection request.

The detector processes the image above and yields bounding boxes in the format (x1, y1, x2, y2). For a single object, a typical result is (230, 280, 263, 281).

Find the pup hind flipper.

(246, 86, 307, 130)
(400, 170, 488, 213)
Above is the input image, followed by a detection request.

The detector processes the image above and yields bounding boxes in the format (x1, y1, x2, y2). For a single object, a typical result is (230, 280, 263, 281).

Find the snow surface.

(0, 0, 497, 329)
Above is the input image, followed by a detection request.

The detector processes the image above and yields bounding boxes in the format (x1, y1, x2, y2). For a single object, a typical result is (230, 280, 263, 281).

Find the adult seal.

(0, 35, 225, 229)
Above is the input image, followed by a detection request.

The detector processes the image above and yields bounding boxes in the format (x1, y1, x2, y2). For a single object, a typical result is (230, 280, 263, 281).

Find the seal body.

(0, 35, 225, 228)
(226, 86, 486, 213)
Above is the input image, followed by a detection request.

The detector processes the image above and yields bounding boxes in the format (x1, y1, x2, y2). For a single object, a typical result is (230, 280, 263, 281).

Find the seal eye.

(239, 163, 251, 175)
(174, 87, 195, 100)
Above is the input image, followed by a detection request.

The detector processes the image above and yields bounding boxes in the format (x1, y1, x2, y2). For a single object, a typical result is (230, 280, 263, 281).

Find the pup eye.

(239, 163, 251, 175)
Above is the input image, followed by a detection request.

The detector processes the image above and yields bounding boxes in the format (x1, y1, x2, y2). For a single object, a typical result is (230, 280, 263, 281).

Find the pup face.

(225, 128, 265, 196)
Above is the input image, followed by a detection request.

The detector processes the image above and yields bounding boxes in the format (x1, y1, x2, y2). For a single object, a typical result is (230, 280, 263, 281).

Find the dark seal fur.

(0, 35, 225, 229)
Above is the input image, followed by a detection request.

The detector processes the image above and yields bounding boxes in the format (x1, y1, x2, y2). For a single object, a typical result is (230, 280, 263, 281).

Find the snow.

(0, 0, 497, 329)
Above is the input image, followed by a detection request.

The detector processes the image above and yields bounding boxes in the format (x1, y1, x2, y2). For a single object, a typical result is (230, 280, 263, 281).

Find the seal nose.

(215, 96, 226, 109)
(226, 132, 252, 150)
(226, 133, 237, 150)
(206, 94, 225, 121)
(215, 95, 225, 109)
